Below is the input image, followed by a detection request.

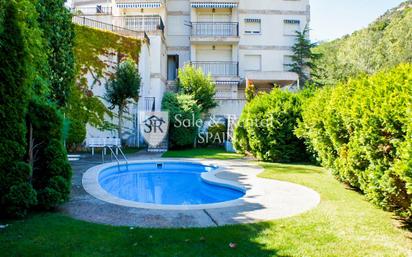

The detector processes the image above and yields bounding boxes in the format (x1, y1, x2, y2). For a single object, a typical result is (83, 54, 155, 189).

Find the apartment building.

(70, 0, 310, 144)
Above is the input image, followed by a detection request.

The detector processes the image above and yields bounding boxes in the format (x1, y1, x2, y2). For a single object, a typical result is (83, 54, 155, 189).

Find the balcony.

(191, 61, 239, 77)
(113, 15, 164, 32)
(72, 16, 150, 42)
(191, 22, 239, 43)
(192, 22, 238, 37)
(71, 6, 112, 15)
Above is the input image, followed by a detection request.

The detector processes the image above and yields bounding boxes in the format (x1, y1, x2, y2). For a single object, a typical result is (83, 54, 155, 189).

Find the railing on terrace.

(191, 22, 239, 37)
(72, 16, 150, 43)
(191, 61, 239, 77)
(71, 6, 112, 15)
(113, 15, 164, 32)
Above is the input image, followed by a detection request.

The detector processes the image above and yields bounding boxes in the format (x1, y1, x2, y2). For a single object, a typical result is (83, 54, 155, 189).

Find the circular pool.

(99, 162, 244, 205)
(83, 161, 246, 210)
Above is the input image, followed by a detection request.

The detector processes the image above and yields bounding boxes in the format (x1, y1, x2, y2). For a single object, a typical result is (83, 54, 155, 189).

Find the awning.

(191, 2, 238, 8)
(215, 81, 239, 86)
(116, 2, 162, 8)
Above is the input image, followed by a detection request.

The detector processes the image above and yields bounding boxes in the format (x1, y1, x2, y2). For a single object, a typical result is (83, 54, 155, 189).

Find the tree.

(0, 1, 37, 217)
(36, 0, 75, 108)
(105, 59, 141, 141)
(178, 65, 217, 113)
(288, 25, 321, 86)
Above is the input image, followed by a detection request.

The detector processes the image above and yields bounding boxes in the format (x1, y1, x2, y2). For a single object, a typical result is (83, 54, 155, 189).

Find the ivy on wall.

(65, 24, 143, 146)
(74, 25, 142, 89)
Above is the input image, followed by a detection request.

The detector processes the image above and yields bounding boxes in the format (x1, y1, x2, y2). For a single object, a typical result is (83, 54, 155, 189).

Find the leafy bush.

(296, 64, 412, 219)
(1, 163, 37, 217)
(207, 123, 227, 146)
(0, 1, 37, 217)
(66, 118, 86, 147)
(27, 100, 72, 210)
(233, 89, 310, 162)
(178, 65, 217, 113)
(162, 92, 201, 148)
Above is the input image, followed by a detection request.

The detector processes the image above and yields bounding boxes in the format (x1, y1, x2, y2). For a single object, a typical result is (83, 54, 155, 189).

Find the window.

(283, 55, 294, 71)
(244, 18, 261, 34)
(244, 55, 261, 71)
(284, 19, 300, 36)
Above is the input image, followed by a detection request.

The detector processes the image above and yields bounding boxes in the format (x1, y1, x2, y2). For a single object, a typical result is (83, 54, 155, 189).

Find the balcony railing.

(71, 6, 112, 15)
(191, 22, 239, 37)
(191, 61, 239, 77)
(113, 15, 164, 32)
(72, 16, 150, 43)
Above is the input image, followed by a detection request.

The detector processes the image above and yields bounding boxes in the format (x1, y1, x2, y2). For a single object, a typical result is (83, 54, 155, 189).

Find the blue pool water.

(98, 162, 245, 205)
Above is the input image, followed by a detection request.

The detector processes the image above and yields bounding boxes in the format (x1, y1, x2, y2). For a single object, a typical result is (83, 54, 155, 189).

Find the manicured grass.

(1, 163, 411, 257)
(162, 147, 244, 160)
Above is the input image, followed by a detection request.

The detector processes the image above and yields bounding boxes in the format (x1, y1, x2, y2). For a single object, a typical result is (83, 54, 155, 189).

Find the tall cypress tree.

(0, 0, 37, 217)
(289, 26, 321, 87)
(36, 0, 75, 108)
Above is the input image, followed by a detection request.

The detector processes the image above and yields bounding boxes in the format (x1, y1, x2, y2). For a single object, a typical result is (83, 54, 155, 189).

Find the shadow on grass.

(0, 213, 290, 257)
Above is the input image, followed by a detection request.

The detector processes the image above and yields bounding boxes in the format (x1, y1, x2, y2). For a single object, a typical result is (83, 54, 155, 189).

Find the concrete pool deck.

(61, 152, 320, 228)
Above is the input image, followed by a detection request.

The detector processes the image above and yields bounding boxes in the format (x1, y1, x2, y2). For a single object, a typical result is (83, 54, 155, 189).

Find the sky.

(310, 0, 406, 42)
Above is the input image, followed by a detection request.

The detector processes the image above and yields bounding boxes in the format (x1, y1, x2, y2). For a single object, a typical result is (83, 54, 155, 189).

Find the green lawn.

(162, 147, 244, 159)
(1, 163, 411, 257)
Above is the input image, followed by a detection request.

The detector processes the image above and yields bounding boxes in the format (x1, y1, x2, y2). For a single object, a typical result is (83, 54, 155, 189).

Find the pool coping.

(82, 159, 250, 210)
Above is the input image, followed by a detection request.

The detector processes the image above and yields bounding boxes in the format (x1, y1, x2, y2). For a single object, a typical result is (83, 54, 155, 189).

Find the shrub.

(0, 1, 37, 217)
(296, 64, 412, 219)
(1, 163, 37, 218)
(207, 123, 227, 146)
(27, 100, 72, 210)
(233, 89, 310, 162)
(162, 92, 201, 148)
(178, 65, 217, 113)
(66, 117, 87, 148)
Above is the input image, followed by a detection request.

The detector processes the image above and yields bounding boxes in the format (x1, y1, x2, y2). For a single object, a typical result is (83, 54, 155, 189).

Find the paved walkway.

(60, 152, 320, 228)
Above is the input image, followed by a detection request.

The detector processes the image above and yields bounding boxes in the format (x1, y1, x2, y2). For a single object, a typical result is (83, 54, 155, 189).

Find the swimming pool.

(97, 162, 245, 206)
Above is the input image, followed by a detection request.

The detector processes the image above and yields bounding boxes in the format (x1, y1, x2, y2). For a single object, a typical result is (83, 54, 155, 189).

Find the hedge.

(233, 89, 310, 163)
(0, 1, 37, 217)
(27, 100, 72, 210)
(296, 64, 412, 219)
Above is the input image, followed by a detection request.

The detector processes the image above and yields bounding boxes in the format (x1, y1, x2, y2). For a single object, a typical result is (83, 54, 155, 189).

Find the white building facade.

(70, 0, 310, 144)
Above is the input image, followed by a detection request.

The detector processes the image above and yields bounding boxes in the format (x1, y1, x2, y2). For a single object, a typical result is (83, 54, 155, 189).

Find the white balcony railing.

(191, 22, 239, 37)
(113, 15, 164, 32)
(191, 61, 239, 77)
(71, 6, 112, 15)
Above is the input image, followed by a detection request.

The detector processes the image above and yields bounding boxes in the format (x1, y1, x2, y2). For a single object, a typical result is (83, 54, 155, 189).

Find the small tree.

(288, 25, 321, 86)
(178, 64, 217, 113)
(105, 59, 141, 141)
